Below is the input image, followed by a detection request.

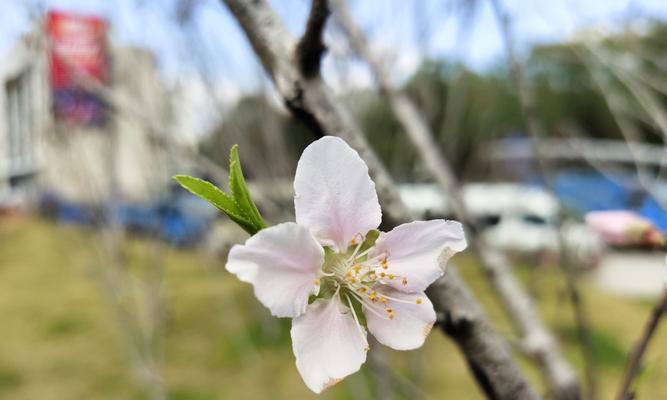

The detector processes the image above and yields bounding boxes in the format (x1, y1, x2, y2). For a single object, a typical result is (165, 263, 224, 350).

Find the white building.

(0, 20, 183, 208)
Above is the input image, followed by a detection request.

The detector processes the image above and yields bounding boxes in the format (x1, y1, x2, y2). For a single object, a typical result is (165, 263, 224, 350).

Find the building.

(0, 15, 181, 209)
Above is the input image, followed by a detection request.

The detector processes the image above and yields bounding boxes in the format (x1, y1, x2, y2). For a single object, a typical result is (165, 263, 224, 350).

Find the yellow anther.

(402, 277, 408, 285)
(313, 278, 320, 286)
(349, 237, 358, 246)
(380, 296, 387, 304)
(388, 314, 395, 320)
(353, 264, 362, 273)
(358, 287, 367, 293)
(380, 272, 386, 278)
(388, 274, 396, 280)
(385, 307, 394, 314)
(415, 298, 422, 305)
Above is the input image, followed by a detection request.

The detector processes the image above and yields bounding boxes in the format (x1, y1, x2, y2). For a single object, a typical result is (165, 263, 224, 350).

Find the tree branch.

(330, 0, 580, 398)
(220, 0, 538, 397)
(616, 291, 667, 400)
(296, 0, 330, 78)
(428, 268, 539, 400)
(488, 0, 596, 398)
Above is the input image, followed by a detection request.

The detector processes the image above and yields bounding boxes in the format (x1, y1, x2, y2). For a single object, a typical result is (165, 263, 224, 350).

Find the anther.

(313, 278, 321, 286)
(415, 298, 422, 304)
(388, 274, 396, 280)
(380, 296, 387, 304)
(402, 277, 408, 285)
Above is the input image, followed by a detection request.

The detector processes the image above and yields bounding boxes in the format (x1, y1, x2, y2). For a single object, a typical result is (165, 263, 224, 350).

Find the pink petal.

(226, 223, 323, 318)
(364, 287, 436, 350)
(371, 220, 466, 292)
(294, 136, 382, 252)
(291, 298, 368, 393)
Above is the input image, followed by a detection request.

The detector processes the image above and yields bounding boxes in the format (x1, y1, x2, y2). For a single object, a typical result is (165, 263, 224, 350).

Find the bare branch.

(220, 0, 538, 397)
(489, 0, 596, 398)
(330, 0, 580, 397)
(616, 291, 667, 400)
(428, 268, 539, 400)
(296, 0, 330, 78)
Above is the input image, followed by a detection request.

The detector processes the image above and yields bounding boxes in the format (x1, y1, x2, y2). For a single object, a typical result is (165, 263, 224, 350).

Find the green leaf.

(172, 174, 257, 234)
(229, 145, 266, 231)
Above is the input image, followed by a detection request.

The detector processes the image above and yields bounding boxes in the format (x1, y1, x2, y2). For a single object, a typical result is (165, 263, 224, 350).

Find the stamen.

(378, 292, 422, 305)
(313, 278, 320, 286)
(349, 291, 390, 320)
(345, 294, 366, 342)
(402, 277, 408, 285)
(345, 233, 365, 261)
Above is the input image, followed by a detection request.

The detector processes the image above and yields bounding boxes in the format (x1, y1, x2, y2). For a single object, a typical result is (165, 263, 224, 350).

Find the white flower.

(226, 136, 467, 393)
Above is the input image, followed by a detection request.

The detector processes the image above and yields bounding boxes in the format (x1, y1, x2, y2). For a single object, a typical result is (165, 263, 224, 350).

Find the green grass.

(0, 217, 665, 399)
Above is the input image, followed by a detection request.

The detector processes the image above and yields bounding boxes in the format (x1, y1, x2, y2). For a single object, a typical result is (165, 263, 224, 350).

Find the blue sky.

(2, 0, 667, 93)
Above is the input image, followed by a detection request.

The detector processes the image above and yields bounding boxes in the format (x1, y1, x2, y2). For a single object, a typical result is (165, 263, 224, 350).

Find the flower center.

(317, 234, 419, 321)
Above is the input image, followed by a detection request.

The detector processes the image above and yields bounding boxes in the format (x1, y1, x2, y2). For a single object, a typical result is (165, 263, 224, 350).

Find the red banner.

(46, 10, 109, 126)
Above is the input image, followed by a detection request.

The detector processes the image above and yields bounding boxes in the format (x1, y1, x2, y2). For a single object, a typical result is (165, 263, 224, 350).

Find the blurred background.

(1, 0, 667, 399)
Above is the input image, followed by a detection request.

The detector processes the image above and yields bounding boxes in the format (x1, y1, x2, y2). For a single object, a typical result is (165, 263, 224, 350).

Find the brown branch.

(428, 268, 539, 400)
(330, 0, 580, 398)
(296, 0, 330, 78)
(488, 1, 595, 399)
(220, 0, 539, 397)
(616, 291, 667, 400)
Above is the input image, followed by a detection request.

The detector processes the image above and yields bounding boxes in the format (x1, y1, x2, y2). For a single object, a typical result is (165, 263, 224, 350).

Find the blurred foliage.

(201, 23, 667, 181)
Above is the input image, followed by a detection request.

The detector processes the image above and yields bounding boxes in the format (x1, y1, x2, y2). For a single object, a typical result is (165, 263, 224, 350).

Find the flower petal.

(371, 220, 466, 292)
(291, 298, 368, 393)
(294, 136, 382, 252)
(364, 287, 436, 350)
(226, 222, 323, 318)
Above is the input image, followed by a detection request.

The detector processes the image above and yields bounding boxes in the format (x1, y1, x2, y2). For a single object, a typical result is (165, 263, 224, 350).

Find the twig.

(489, 1, 596, 398)
(330, 0, 579, 397)
(428, 268, 539, 400)
(296, 0, 330, 78)
(220, 0, 539, 397)
(616, 291, 667, 400)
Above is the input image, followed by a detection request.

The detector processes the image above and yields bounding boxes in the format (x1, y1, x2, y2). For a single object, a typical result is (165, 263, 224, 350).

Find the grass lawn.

(0, 216, 665, 399)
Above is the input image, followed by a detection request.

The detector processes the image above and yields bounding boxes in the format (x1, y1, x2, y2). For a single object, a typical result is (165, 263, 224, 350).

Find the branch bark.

(296, 0, 330, 78)
(329, 0, 580, 398)
(220, 0, 538, 397)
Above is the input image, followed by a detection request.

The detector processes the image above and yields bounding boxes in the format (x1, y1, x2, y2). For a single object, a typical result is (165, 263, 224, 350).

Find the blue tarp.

(549, 170, 667, 230)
